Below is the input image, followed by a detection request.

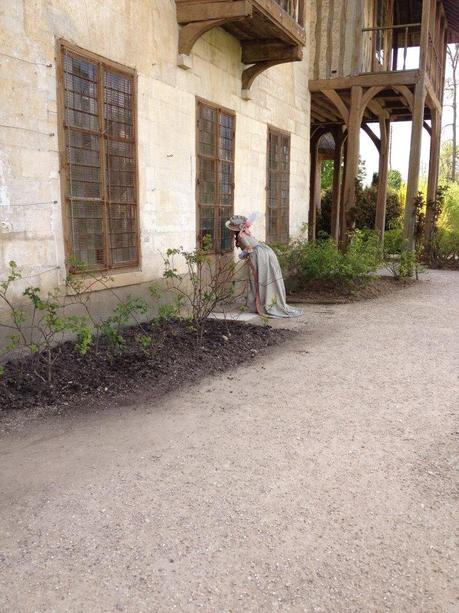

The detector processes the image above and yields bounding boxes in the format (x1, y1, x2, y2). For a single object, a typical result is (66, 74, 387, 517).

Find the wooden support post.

(404, 79, 427, 251)
(308, 138, 321, 241)
(341, 86, 363, 243)
(424, 109, 441, 252)
(419, 0, 431, 73)
(375, 118, 390, 241)
(339, 137, 348, 246)
(331, 128, 343, 242)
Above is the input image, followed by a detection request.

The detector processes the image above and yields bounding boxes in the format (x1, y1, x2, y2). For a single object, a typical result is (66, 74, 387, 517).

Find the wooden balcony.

(176, 0, 306, 93)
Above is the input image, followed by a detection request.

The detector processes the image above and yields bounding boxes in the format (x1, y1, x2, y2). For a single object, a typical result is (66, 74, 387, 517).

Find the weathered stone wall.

(0, 0, 311, 305)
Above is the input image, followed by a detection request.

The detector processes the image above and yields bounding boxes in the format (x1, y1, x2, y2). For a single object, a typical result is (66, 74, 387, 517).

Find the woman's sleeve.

(238, 233, 253, 251)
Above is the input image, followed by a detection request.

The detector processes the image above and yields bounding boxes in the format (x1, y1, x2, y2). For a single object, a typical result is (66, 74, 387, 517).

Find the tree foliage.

(320, 160, 334, 191)
(317, 171, 403, 236)
(439, 141, 459, 183)
(388, 169, 403, 191)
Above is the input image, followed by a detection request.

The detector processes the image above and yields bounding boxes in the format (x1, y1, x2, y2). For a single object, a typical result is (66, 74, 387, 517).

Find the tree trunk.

(446, 45, 459, 182)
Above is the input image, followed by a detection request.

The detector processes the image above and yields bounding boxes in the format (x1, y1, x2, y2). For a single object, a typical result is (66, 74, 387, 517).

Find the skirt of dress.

(246, 243, 302, 318)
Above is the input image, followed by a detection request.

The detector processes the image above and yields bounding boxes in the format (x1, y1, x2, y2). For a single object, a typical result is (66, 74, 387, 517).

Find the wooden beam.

(308, 139, 321, 241)
(361, 86, 384, 111)
(419, 0, 431, 73)
(425, 74, 442, 114)
(241, 46, 302, 91)
(179, 19, 231, 55)
(241, 40, 292, 64)
(339, 137, 348, 245)
(375, 118, 390, 240)
(366, 98, 390, 119)
(424, 109, 441, 252)
(404, 79, 427, 251)
(322, 90, 349, 124)
(312, 107, 339, 123)
(251, 0, 306, 45)
(362, 123, 381, 152)
(311, 110, 333, 123)
(241, 42, 302, 65)
(331, 128, 343, 242)
(309, 70, 420, 92)
(392, 85, 414, 111)
(312, 97, 345, 122)
(341, 85, 363, 242)
(177, 1, 252, 23)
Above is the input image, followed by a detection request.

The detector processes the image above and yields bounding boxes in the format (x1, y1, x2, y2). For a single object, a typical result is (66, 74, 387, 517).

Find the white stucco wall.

(0, 0, 311, 302)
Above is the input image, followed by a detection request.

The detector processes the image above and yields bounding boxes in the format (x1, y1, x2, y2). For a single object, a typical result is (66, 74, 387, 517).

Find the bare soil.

(0, 270, 457, 612)
(0, 319, 290, 414)
(287, 275, 415, 304)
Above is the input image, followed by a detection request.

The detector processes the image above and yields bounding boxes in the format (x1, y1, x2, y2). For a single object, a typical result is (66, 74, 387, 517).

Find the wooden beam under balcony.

(177, 1, 252, 25)
(176, 0, 306, 92)
(241, 39, 300, 63)
(309, 70, 420, 93)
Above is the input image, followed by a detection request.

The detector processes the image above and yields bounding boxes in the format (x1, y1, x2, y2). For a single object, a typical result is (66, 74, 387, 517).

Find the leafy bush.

(100, 296, 149, 356)
(383, 227, 403, 255)
(0, 261, 94, 382)
(317, 184, 402, 236)
(162, 236, 245, 341)
(354, 183, 402, 231)
(428, 183, 459, 268)
(273, 230, 382, 290)
(430, 227, 459, 268)
(0, 260, 160, 381)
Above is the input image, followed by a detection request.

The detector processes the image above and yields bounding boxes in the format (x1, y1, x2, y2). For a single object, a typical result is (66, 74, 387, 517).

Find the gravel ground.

(0, 270, 458, 613)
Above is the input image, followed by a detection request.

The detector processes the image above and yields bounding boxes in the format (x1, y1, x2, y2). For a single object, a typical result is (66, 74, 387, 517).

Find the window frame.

(56, 40, 140, 273)
(266, 125, 291, 245)
(195, 98, 236, 254)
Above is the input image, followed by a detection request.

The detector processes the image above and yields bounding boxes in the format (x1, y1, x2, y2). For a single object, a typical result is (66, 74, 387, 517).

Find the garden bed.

(287, 276, 415, 304)
(0, 319, 291, 414)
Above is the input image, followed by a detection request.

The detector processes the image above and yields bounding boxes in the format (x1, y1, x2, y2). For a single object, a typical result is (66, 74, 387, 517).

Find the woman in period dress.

(225, 215, 302, 318)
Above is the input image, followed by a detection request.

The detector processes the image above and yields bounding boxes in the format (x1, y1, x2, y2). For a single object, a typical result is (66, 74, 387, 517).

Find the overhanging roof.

(443, 0, 459, 42)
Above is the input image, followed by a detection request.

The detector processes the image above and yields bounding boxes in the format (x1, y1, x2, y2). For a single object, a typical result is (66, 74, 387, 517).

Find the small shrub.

(317, 184, 402, 236)
(0, 262, 94, 382)
(383, 226, 403, 255)
(428, 185, 459, 268)
(430, 227, 459, 268)
(100, 296, 150, 356)
(0, 260, 160, 381)
(273, 230, 382, 291)
(162, 235, 245, 341)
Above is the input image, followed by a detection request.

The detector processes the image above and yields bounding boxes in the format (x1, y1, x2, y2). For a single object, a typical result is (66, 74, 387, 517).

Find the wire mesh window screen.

(266, 128, 290, 244)
(62, 47, 138, 270)
(197, 101, 235, 253)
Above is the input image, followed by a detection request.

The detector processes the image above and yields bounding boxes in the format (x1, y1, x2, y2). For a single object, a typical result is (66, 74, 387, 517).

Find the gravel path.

(0, 270, 458, 612)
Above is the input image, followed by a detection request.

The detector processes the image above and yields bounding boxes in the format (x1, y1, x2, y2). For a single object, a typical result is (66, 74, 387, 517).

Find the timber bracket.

(241, 42, 303, 97)
(176, 1, 304, 95)
(177, 1, 253, 62)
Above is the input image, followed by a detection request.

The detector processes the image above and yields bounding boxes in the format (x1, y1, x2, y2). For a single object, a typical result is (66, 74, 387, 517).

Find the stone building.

(0, 0, 310, 304)
(0, 0, 458, 307)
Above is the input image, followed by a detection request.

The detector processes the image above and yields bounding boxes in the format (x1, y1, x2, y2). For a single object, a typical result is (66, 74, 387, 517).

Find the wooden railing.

(361, 19, 444, 102)
(425, 23, 446, 102)
(361, 23, 422, 73)
(273, 0, 305, 26)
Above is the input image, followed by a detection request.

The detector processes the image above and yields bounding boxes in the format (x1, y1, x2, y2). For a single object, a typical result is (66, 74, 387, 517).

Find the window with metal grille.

(266, 127, 290, 244)
(196, 100, 235, 253)
(60, 44, 138, 271)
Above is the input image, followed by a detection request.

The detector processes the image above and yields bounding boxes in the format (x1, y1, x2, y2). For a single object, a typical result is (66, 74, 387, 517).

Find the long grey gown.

(238, 232, 302, 318)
